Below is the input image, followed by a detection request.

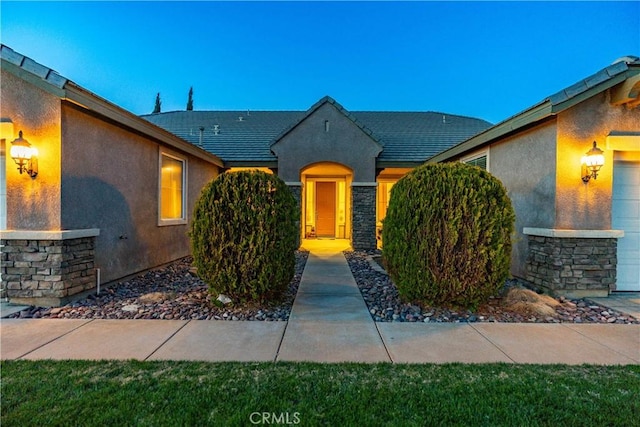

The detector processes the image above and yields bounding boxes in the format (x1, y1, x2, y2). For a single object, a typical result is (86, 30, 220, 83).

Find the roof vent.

(198, 126, 205, 147)
(238, 116, 244, 122)
(612, 55, 639, 65)
(213, 124, 220, 135)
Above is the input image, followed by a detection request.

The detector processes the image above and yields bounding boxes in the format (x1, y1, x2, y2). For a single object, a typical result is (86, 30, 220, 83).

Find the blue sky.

(1, 1, 638, 124)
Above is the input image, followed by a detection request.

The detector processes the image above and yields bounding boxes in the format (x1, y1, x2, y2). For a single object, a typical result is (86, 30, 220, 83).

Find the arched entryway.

(301, 162, 353, 240)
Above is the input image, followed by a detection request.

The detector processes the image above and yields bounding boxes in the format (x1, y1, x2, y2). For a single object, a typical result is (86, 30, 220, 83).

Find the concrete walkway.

(277, 240, 389, 362)
(1, 240, 639, 364)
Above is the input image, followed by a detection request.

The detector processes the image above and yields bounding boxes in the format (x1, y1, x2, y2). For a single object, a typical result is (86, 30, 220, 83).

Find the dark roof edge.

(269, 96, 383, 149)
(376, 161, 425, 168)
(428, 60, 639, 163)
(223, 160, 278, 169)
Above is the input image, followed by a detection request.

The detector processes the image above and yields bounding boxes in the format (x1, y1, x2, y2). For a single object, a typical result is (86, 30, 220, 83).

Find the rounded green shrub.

(382, 162, 515, 309)
(190, 171, 298, 303)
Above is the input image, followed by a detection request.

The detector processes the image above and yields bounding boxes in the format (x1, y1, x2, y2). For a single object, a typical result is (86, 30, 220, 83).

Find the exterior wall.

(482, 121, 558, 279)
(2, 66, 220, 304)
(271, 103, 382, 182)
(60, 103, 219, 284)
(1, 69, 62, 230)
(555, 92, 639, 230)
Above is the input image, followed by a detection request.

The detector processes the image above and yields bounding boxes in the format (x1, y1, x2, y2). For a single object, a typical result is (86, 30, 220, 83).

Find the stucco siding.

(271, 103, 382, 182)
(489, 121, 558, 279)
(555, 93, 639, 230)
(1, 69, 62, 230)
(60, 104, 219, 283)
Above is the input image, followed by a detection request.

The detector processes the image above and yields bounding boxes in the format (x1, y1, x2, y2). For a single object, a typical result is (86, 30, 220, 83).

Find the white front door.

(612, 161, 640, 291)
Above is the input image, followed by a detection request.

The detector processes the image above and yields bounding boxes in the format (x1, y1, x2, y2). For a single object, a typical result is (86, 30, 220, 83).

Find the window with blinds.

(466, 155, 487, 169)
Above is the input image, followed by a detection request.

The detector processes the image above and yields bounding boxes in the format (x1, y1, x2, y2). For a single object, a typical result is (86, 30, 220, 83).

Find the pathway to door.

(277, 239, 390, 362)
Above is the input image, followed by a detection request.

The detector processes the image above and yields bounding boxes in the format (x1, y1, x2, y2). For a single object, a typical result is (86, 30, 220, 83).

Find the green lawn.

(2, 361, 638, 426)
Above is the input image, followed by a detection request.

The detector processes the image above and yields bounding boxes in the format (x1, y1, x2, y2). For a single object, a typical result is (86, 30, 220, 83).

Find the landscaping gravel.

(9, 249, 637, 324)
(345, 250, 640, 324)
(10, 251, 308, 321)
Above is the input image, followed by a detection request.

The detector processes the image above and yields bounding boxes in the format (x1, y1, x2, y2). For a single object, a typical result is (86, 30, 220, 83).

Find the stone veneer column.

(1, 229, 100, 307)
(351, 182, 377, 250)
(285, 182, 302, 248)
(523, 228, 623, 298)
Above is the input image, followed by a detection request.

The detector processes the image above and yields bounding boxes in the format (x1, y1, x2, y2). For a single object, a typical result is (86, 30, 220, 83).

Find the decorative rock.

(121, 304, 139, 313)
(7, 252, 308, 322)
(344, 250, 639, 325)
(217, 294, 233, 305)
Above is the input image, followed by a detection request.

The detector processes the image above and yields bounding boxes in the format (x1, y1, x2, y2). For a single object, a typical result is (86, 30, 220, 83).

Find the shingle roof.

(142, 101, 491, 164)
(548, 56, 639, 106)
(1, 44, 68, 89)
(141, 110, 305, 163)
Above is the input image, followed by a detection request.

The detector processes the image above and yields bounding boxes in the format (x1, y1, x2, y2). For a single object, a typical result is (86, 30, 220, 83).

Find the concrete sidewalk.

(1, 240, 639, 364)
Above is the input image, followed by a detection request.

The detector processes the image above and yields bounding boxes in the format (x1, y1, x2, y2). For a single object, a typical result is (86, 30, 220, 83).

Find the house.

(428, 56, 640, 296)
(3, 43, 636, 307)
(1, 45, 489, 306)
(0, 45, 223, 306)
(142, 98, 491, 250)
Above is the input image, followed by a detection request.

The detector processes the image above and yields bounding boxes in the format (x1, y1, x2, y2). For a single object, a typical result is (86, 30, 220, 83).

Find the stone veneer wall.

(523, 228, 621, 297)
(351, 184, 377, 250)
(1, 229, 100, 306)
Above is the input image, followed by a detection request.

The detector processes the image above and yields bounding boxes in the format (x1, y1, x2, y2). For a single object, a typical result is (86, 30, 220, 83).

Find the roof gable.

(270, 96, 382, 149)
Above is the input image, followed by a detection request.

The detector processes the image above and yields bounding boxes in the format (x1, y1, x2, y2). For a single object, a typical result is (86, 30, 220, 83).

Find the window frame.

(158, 150, 188, 226)
(461, 148, 490, 171)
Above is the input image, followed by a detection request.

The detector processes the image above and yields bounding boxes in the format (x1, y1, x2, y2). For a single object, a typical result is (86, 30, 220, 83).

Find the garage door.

(612, 161, 640, 291)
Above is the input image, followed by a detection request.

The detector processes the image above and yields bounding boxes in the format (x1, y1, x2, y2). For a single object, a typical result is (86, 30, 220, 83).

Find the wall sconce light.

(10, 130, 38, 178)
(581, 141, 604, 183)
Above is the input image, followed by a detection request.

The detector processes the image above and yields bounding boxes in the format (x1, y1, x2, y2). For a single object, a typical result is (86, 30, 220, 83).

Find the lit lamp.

(10, 130, 38, 178)
(581, 141, 604, 183)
